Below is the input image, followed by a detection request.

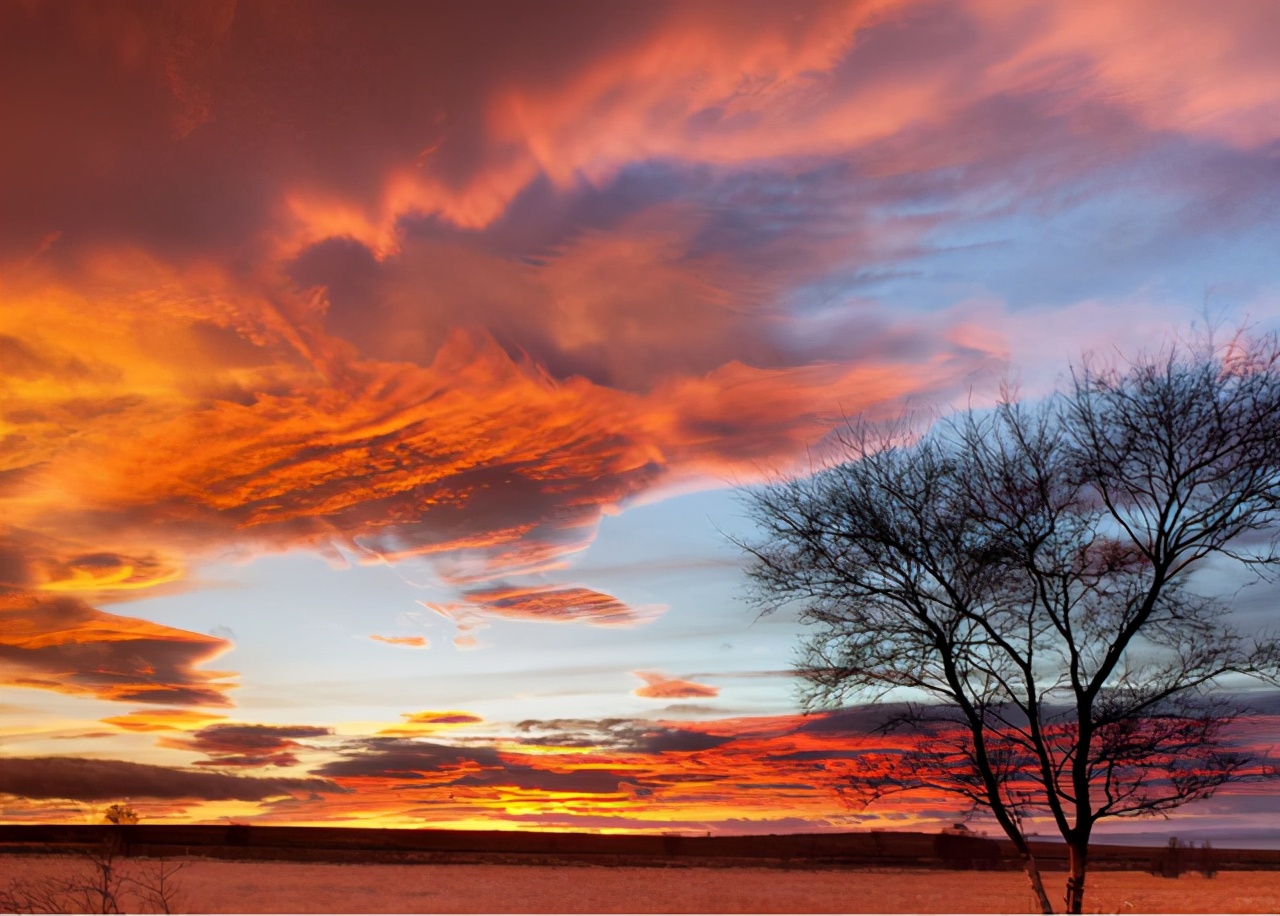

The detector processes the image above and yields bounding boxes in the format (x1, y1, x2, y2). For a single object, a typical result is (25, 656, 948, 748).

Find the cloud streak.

(0, 757, 338, 803)
(369, 635, 428, 649)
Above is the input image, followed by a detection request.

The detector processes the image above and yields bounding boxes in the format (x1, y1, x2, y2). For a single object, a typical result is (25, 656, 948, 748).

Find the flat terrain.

(4, 857, 1280, 913)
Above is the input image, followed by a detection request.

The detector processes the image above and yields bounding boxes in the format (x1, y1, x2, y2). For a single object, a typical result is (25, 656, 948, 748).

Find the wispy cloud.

(369, 634, 428, 649)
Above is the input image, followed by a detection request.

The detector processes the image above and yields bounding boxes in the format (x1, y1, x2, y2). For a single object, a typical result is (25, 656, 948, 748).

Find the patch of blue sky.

(920, 145, 1280, 313)
(100, 485, 791, 729)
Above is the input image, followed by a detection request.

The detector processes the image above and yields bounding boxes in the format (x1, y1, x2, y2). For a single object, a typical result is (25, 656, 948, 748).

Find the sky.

(2, 0, 1280, 843)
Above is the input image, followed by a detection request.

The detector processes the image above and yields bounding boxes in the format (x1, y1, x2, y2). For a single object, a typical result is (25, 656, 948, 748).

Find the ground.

(3, 857, 1279, 913)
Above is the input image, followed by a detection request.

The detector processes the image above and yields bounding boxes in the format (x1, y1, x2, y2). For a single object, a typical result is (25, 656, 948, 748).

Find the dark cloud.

(450, 765, 635, 796)
(637, 728, 732, 754)
(512, 717, 638, 749)
(794, 703, 922, 736)
(512, 717, 734, 754)
(0, 592, 234, 707)
(0, 757, 338, 802)
(654, 703, 732, 718)
(313, 739, 504, 780)
(162, 722, 332, 768)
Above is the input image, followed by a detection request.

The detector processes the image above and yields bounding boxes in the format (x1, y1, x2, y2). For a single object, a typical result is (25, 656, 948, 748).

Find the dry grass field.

(3, 856, 1279, 913)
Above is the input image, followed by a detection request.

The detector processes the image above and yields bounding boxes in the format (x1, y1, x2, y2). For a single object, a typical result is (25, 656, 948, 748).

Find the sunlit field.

(5, 857, 1279, 914)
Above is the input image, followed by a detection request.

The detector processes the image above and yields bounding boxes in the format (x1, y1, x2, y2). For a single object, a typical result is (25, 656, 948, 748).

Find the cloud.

(455, 584, 660, 627)
(633, 671, 719, 699)
(160, 722, 333, 768)
(291, 708, 950, 830)
(512, 717, 734, 754)
(0, 592, 234, 707)
(34, 551, 183, 599)
(402, 711, 483, 726)
(448, 764, 636, 797)
(4, 260, 976, 608)
(102, 709, 228, 733)
(972, 0, 1280, 150)
(376, 711, 483, 737)
(0, 757, 338, 802)
(313, 738, 504, 781)
(100, 699, 1269, 831)
(368, 634, 428, 649)
(0, 536, 235, 708)
(0, 0, 1009, 666)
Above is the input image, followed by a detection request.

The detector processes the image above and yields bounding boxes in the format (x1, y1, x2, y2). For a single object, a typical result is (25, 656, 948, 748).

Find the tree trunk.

(1064, 841, 1088, 914)
(1021, 848, 1054, 914)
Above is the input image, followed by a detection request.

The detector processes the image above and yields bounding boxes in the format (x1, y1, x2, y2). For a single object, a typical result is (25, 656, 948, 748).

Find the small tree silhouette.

(102, 804, 139, 826)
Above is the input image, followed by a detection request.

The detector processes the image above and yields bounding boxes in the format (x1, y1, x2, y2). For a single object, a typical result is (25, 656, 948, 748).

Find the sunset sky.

(3, 0, 1279, 844)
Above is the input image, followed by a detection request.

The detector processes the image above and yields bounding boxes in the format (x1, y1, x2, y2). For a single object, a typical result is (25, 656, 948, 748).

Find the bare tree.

(0, 835, 186, 914)
(741, 331, 1280, 914)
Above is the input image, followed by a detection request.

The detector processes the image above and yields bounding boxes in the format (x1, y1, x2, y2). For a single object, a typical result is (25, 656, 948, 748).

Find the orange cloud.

(1, 246, 995, 670)
(402, 711, 482, 726)
(368, 635, 428, 649)
(421, 584, 657, 647)
(34, 551, 183, 598)
(0, 592, 235, 707)
(633, 671, 719, 700)
(376, 710, 483, 737)
(460, 585, 659, 627)
(102, 708, 228, 733)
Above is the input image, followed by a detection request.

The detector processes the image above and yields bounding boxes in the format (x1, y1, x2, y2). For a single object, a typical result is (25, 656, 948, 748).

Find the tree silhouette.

(741, 331, 1280, 913)
(102, 804, 138, 826)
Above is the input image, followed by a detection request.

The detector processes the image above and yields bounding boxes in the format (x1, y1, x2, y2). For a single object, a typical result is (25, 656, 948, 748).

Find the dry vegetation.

(3, 856, 1278, 913)
(1, 846, 185, 914)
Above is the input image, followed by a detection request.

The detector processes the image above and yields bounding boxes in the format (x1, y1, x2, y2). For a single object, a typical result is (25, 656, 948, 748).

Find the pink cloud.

(633, 671, 720, 700)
